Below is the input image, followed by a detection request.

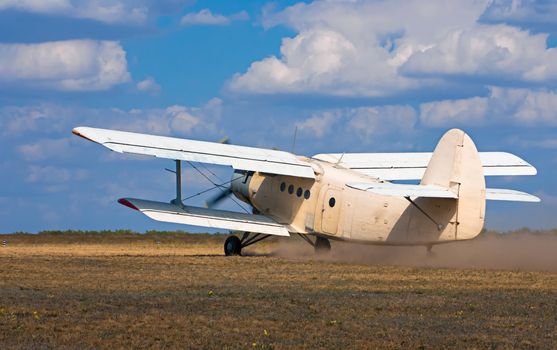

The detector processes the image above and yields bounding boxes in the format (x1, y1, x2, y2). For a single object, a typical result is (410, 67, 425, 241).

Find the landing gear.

(426, 244, 435, 256)
(296, 233, 332, 255)
(224, 232, 271, 256)
(314, 237, 331, 255)
(224, 236, 242, 256)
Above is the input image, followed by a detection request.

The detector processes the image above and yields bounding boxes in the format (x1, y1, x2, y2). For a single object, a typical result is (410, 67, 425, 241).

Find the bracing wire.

(193, 163, 249, 213)
(182, 178, 235, 201)
(184, 161, 251, 213)
(195, 163, 252, 213)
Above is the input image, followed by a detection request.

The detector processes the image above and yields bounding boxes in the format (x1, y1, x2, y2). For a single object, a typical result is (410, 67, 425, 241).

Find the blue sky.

(0, 0, 556, 233)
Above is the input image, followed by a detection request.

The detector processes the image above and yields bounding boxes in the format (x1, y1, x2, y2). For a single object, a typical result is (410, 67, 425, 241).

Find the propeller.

(205, 187, 233, 208)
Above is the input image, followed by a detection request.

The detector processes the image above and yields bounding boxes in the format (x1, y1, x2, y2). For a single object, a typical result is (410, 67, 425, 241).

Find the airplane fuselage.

(232, 159, 480, 245)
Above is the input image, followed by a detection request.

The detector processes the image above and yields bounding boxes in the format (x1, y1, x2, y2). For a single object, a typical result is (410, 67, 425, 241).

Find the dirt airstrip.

(1, 231, 556, 349)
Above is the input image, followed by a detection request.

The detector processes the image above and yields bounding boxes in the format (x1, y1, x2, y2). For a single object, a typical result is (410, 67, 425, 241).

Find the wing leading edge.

(73, 127, 315, 179)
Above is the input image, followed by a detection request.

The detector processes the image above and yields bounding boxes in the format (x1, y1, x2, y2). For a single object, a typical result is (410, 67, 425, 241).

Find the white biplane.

(73, 127, 539, 255)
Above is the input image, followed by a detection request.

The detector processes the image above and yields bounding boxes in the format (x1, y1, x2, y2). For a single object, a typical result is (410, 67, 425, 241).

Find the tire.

(224, 235, 242, 256)
(314, 237, 331, 255)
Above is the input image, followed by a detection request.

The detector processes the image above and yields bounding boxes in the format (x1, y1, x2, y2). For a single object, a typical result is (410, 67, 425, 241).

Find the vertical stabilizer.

(420, 129, 486, 240)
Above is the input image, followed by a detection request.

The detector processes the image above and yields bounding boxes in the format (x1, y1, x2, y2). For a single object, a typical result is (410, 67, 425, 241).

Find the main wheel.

(224, 235, 242, 256)
(314, 237, 331, 255)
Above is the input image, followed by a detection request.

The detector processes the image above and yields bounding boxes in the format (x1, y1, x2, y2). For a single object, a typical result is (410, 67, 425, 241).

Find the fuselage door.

(321, 188, 342, 235)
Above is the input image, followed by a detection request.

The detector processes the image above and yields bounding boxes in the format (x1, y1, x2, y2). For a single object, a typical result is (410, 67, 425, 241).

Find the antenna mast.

(291, 126, 298, 153)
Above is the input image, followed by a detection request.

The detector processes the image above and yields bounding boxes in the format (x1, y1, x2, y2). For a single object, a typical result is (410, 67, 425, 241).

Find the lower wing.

(119, 198, 290, 236)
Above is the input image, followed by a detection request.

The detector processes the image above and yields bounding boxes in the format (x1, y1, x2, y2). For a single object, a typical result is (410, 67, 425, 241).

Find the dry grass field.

(1, 231, 556, 349)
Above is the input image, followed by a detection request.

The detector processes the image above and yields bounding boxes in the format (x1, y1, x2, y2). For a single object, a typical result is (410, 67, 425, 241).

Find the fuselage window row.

(280, 182, 310, 200)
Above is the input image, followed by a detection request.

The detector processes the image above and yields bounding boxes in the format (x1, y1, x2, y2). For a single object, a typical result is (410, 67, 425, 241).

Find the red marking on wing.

(72, 128, 97, 143)
(118, 198, 139, 211)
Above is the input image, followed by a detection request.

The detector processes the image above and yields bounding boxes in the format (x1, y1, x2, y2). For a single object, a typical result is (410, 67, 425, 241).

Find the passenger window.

(329, 197, 336, 207)
(304, 190, 311, 199)
(296, 187, 303, 197)
(280, 182, 286, 192)
(288, 184, 294, 194)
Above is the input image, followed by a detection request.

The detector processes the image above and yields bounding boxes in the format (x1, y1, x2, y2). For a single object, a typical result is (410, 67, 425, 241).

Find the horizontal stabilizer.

(314, 152, 536, 180)
(118, 198, 290, 236)
(485, 188, 540, 202)
(347, 182, 458, 199)
(348, 183, 540, 203)
(73, 127, 315, 179)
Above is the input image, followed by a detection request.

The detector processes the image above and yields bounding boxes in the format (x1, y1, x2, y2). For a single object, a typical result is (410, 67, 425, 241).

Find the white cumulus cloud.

(18, 138, 75, 161)
(114, 98, 223, 136)
(419, 87, 557, 126)
(26, 165, 87, 184)
(401, 24, 557, 82)
(348, 106, 417, 139)
(180, 9, 248, 26)
(230, 0, 557, 97)
(0, 0, 193, 24)
(482, 0, 557, 26)
(229, 29, 398, 96)
(420, 97, 489, 126)
(2, 98, 223, 144)
(0, 40, 130, 91)
(0, 104, 73, 136)
(295, 105, 416, 140)
(296, 111, 339, 138)
(136, 77, 160, 94)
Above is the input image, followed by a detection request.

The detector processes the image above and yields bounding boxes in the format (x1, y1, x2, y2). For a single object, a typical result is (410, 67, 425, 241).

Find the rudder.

(420, 129, 486, 241)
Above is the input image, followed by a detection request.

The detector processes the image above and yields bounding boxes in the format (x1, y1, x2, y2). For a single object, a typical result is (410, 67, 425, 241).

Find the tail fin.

(419, 129, 486, 240)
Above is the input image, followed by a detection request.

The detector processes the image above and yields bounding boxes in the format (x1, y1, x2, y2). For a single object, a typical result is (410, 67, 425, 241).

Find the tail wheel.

(314, 237, 331, 255)
(224, 236, 242, 256)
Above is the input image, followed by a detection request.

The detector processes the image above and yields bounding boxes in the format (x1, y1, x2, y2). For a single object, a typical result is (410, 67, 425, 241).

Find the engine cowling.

(230, 170, 254, 205)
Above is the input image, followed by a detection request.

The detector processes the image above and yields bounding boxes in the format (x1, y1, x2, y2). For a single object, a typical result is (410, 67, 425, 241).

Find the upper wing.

(313, 152, 536, 180)
(119, 198, 291, 236)
(73, 127, 315, 179)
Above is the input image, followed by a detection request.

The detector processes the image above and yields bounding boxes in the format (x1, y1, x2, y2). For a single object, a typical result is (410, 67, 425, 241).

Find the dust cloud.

(273, 231, 557, 272)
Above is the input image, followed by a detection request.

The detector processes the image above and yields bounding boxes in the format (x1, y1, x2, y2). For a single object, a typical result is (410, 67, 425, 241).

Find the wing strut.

(240, 232, 272, 248)
(296, 232, 316, 247)
(404, 197, 444, 231)
(166, 160, 183, 208)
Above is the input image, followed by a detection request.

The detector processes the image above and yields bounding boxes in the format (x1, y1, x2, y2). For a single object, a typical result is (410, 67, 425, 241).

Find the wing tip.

(118, 198, 140, 211)
(72, 126, 98, 144)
